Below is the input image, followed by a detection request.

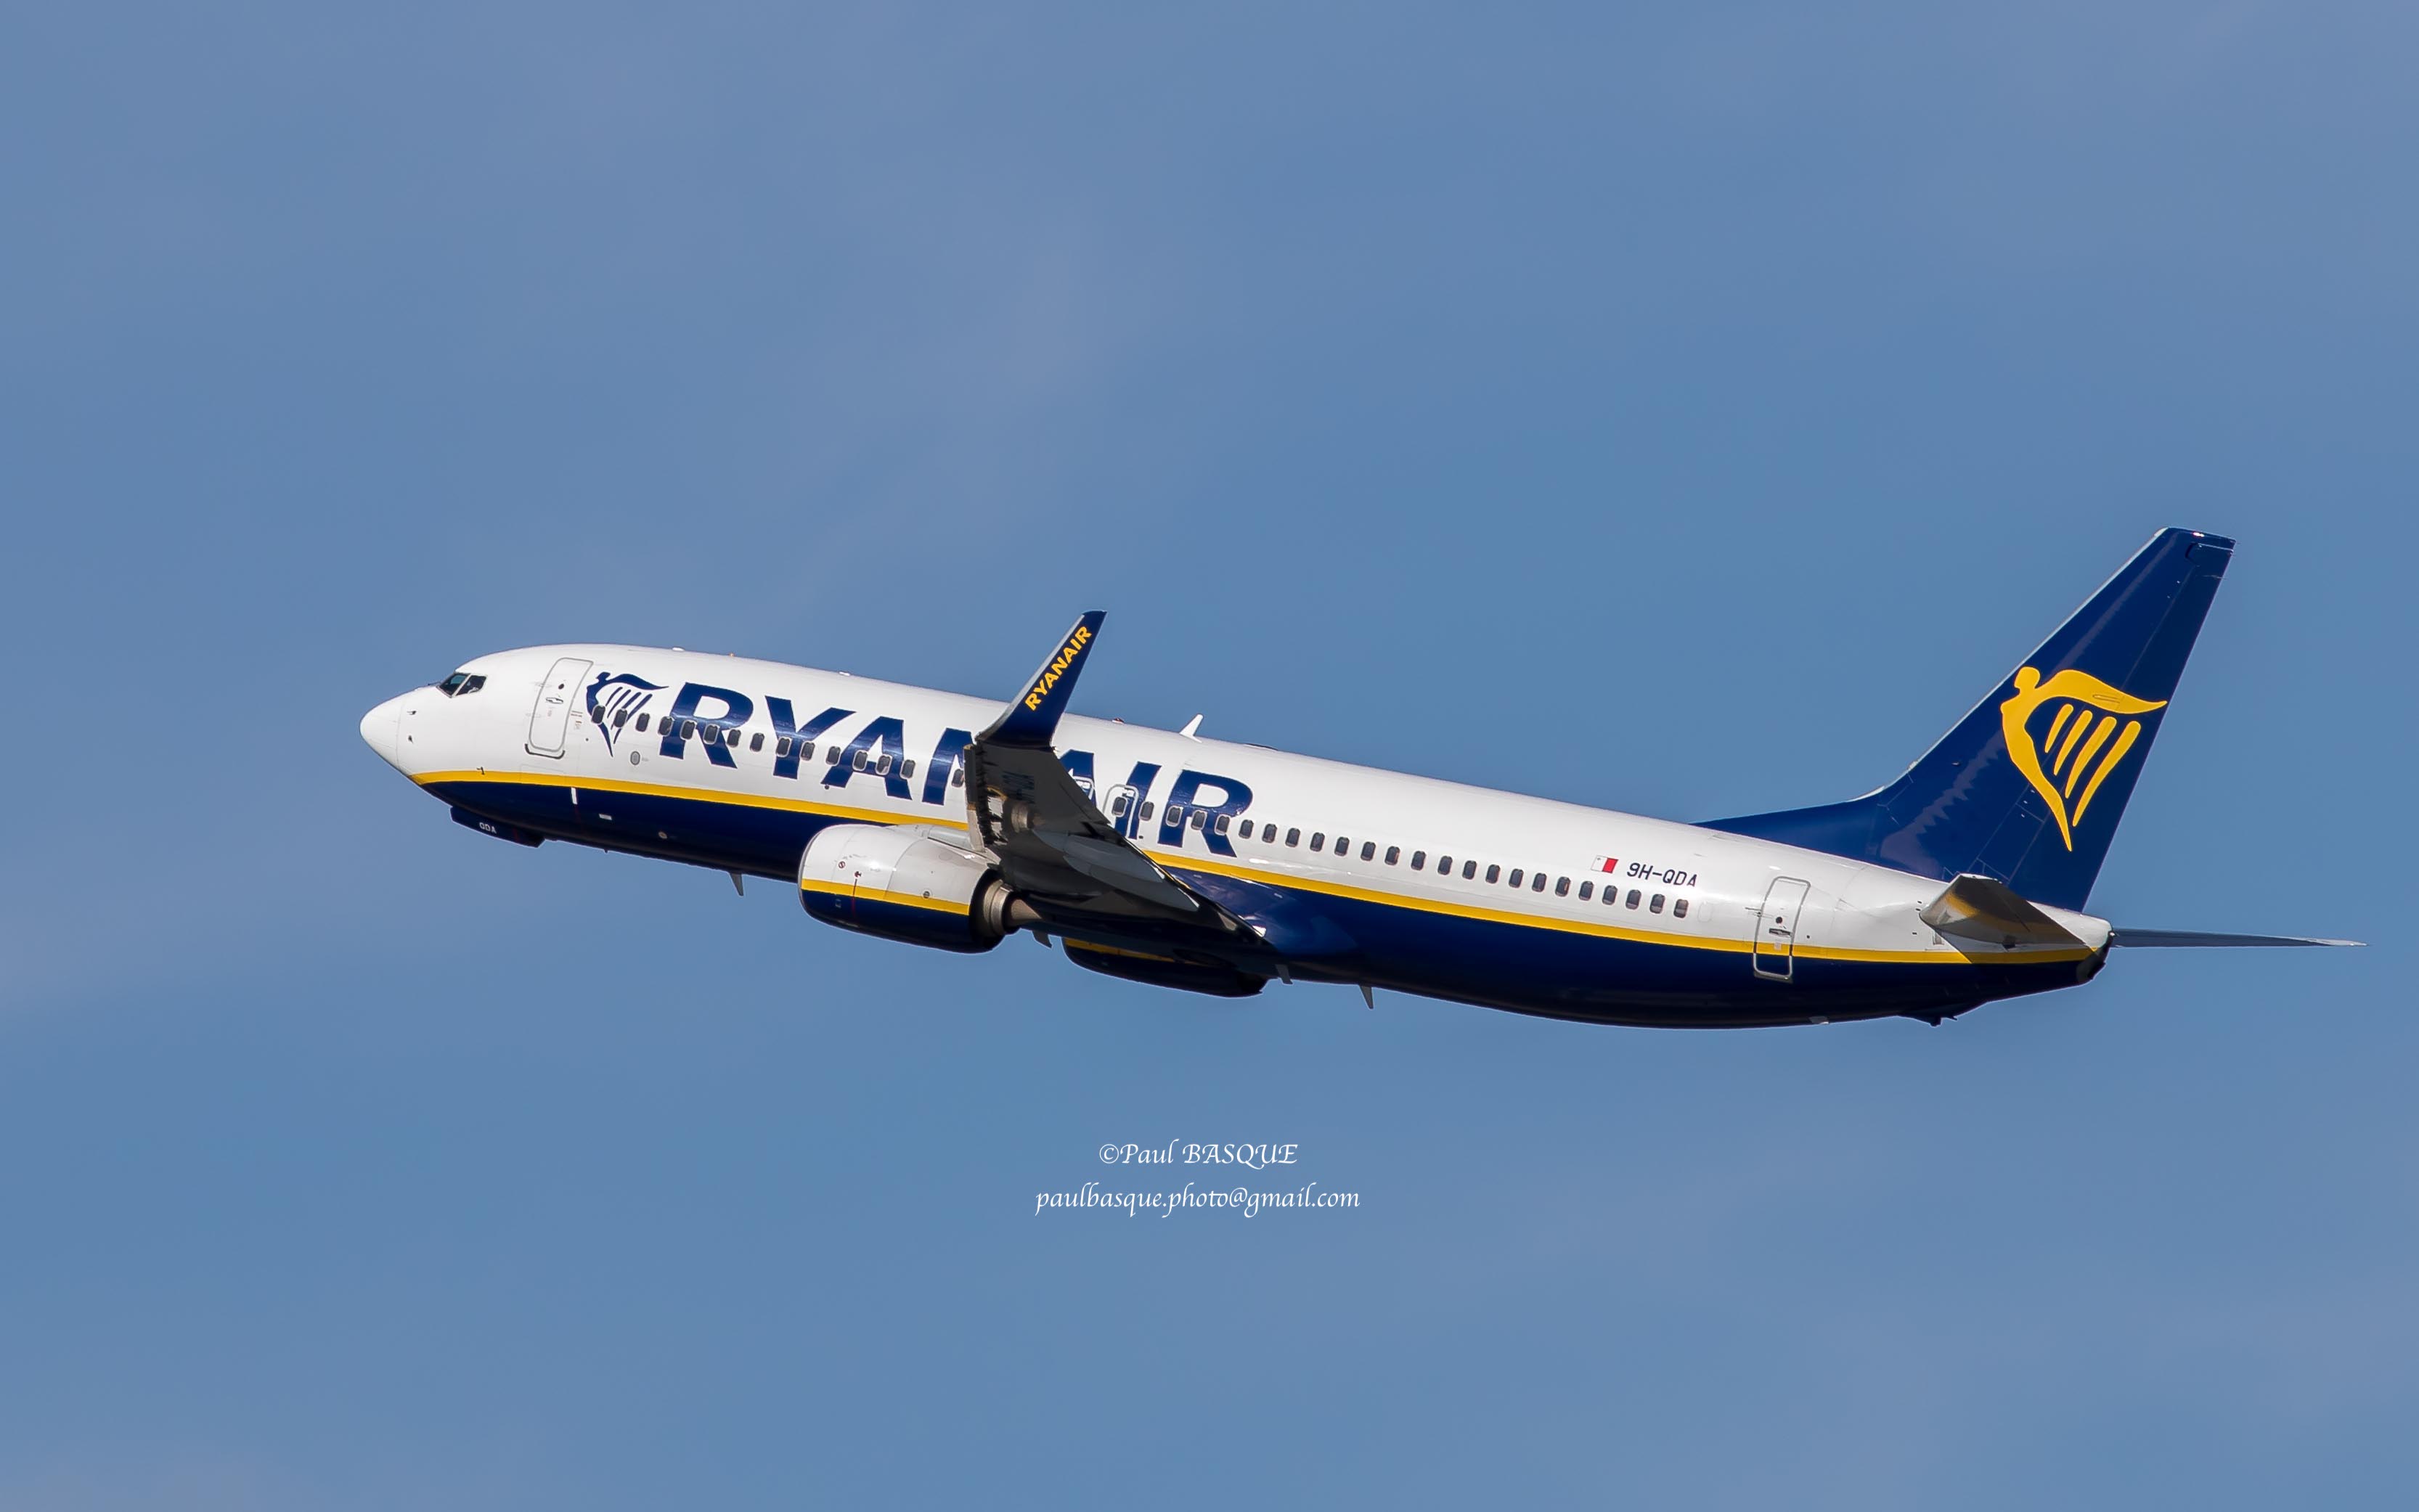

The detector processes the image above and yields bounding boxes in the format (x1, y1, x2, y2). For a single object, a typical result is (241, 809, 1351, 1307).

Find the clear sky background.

(3, 4, 2413, 1508)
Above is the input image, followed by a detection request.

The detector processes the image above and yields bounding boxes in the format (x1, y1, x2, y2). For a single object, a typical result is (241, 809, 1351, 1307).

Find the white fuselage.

(362, 645, 2110, 1026)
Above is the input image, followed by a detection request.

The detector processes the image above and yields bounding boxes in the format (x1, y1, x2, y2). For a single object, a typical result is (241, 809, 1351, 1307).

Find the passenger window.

(1508, 869, 1524, 888)
(951, 765, 965, 788)
(1604, 886, 1620, 906)
(1111, 793, 1130, 817)
(1578, 881, 1593, 900)
(1555, 876, 1570, 896)
(902, 759, 916, 779)
(828, 746, 842, 764)
(776, 736, 793, 756)
(1462, 860, 1476, 880)
(1189, 809, 1207, 830)
(1626, 889, 1641, 909)
(1411, 851, 1426, 870)
(612, 710, 629, 728)
(1650, 894, 1665, 913)
(1384, 846, 1399, 865)
(1286, 827, 1300, 846)
(1362, 841, 1376, 862)
(1310, 833, 1325, 851)
(1215, 814, 1233, 835)
(1673, 898, 1689, 919)
(852, 749, 868, 770)
(1485, 865, 1501, 883)
(635, 714, 651, 732)
(1531, 873, 1546, 892)
(1237, 818, 1252, 838)
(1141, 801, 1156, 821)
(681, 719, 698, 740)
(1334, 835, 1348, 855)
(751, 732, 765, 752)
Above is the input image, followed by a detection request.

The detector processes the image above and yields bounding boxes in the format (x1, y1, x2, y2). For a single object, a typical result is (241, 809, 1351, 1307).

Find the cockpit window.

(435, 671, 488, 698)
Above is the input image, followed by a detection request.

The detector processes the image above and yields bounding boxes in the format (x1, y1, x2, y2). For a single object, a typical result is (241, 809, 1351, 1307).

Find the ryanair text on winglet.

(1024, 625, 1093, 711)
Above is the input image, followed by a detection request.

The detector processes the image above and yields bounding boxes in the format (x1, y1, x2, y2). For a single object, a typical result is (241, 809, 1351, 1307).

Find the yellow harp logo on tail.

(1999, 666, 2168, 851)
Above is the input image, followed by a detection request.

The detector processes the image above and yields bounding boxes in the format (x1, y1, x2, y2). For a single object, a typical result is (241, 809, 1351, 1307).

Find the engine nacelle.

(797, 823, 1022, 955)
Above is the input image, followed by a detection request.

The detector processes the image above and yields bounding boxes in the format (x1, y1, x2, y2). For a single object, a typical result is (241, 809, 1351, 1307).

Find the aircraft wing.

(961, 613, 1267, 951)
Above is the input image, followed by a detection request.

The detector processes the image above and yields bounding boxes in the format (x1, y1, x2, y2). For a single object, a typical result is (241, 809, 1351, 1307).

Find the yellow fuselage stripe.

(421, 770, 2088, 968)
(417, 768, 968, 832)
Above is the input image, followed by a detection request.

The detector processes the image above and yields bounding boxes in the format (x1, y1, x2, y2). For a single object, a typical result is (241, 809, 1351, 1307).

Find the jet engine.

(796, 823, 1037, 954)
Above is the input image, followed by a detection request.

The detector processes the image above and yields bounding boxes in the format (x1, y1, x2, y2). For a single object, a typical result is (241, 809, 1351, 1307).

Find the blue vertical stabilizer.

(1699, 528, 2232, 910)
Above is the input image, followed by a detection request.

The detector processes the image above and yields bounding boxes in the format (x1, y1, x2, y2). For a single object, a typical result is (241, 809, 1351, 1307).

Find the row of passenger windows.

(599, 705, 1682, 916)
(605, 711, 966, 785)
(1108, 795, 1689, 918)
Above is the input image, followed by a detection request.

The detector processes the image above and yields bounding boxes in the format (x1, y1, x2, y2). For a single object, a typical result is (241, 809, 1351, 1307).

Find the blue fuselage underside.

(431, 778, 2091, 1029)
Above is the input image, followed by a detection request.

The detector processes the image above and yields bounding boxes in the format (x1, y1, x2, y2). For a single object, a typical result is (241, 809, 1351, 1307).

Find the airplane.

(359, 527, 2356, 1029)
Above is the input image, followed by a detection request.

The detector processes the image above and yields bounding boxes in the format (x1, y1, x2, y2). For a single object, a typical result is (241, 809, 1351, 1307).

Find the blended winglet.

(982, 611, 1106, 748)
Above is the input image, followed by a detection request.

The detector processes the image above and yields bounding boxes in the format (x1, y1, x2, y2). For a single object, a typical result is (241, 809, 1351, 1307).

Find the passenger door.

(526, 656, 592, 759)
(1752, 877, 1812, 981)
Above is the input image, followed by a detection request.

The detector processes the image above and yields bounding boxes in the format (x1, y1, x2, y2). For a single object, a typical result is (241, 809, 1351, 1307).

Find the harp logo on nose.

(1999, 666, 2169, 851)
(584, 671, 664, 754)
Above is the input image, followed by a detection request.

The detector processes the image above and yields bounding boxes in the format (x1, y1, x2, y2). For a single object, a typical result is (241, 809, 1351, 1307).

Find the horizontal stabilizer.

(2108, 930, 2364, 948)
(1919, 873, 2086, 950)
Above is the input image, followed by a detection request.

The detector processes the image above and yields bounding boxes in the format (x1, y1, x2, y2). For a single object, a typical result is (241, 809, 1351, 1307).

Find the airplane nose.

(359, 695, 404, 769)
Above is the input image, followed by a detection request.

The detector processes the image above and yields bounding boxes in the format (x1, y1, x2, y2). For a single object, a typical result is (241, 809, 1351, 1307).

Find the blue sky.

(3, 4, 2413, 1507)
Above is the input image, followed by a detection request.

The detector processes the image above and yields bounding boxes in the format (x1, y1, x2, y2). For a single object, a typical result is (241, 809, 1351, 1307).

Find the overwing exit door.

(1752, 877, 1812, 981)
(526, 657, 592, 759)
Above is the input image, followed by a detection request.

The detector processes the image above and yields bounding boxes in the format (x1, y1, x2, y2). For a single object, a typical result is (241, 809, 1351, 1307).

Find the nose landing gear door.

(1752, 877, 1812, 981)
(527, 657, 592, 759)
